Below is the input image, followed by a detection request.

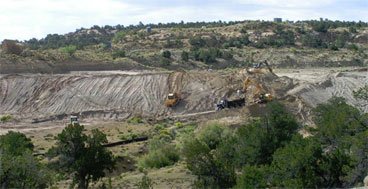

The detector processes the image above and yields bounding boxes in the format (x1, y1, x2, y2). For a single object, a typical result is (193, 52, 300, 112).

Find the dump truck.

(216, 98, 245, 110)
(165, 92, 180, 107)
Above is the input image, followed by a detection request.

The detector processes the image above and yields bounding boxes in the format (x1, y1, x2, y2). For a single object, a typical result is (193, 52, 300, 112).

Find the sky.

(0, 0, 367, 41)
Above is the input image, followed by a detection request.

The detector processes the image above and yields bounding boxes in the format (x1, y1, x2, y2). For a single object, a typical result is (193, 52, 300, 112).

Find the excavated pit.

(0, 68, 366, 129)
(0, 71, 243, 122)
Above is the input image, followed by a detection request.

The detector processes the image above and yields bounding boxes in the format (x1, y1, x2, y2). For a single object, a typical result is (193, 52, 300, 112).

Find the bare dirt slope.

(0, 68, 366, 129)
(0, 71, 241, 121)
(280, 69, 368, 113)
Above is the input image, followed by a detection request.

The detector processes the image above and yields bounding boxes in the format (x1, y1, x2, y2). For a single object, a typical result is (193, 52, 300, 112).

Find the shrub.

(197, 48, 221, 64)
(60, 45, 77, 56)
(112, 49, 126, 59)
(189, 36, 206, 49)
(347, 43, 359, 51)
(353, 85, 368, 101)
(301, 34, 324, 48)
(138, 137, 179, 169)
(161, 50, 171, 59)
(0, 115, 12, 122)
(119, 133, 139, 141)
(136, 172, 153, 189)
(128, 116, 143, 124)
(112, 31, 127, 43)
(181, 51, 189, 61)
(160, 57, 171, 66)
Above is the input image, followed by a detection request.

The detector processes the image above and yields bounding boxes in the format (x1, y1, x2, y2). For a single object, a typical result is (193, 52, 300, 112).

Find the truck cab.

(70, 116, 79, 125)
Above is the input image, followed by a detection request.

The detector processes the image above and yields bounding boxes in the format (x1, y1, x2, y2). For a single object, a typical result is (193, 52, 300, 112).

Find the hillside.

(1, 20, 368, 189)
(1, 20, 368, 73)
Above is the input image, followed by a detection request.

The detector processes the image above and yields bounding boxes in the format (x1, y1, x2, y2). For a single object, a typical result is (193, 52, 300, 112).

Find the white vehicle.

(70, 116, 79, 125)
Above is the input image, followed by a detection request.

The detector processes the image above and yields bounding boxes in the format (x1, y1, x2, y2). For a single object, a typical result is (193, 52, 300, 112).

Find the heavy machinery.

(216, 98, 245, 110)
(246, 60, 275, 75)
(165, 92, 180, 107)
(243, 77, 273, 104)
(70, 116, 79, 125)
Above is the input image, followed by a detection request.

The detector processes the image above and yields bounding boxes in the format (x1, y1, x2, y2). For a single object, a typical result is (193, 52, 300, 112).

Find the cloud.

(233, 0, 335, 8)
(0, 0, 366, 41)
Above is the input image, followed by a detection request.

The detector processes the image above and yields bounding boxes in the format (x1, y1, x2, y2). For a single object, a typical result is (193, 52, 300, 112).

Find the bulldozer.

(165, 92, 180, 107)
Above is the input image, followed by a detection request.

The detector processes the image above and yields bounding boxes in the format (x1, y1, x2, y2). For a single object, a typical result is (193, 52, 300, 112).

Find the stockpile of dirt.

(288, 71, 368, 113)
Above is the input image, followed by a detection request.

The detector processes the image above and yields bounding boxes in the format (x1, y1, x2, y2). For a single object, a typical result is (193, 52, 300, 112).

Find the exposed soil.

(0, 67, 367, 134)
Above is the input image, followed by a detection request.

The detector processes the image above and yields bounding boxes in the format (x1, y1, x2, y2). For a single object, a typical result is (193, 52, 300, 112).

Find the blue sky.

(0, 0, 367, 41)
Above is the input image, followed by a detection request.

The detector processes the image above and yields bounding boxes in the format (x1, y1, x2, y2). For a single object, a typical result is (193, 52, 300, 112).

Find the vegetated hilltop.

(1, 19, 368, 73)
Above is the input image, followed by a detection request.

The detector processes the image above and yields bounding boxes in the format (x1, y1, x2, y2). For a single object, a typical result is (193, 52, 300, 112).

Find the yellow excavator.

(246, 60, 275, 75)
(243, 77, 273, 103)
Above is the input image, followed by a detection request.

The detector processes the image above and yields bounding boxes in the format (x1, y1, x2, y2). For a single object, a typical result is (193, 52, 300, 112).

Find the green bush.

(160, 57, 171, 66)
(128, 116, 143, 124)
(112, 31, 127, 43)
(161, 50, 171, 59)
(112, 49, 126, 59)
(182, 124, 236, 188)
(136, 172, 153, 189)
(0, 115, 12, 122)
(181, 51, 189, 61)
(138, 137, 179, 169)
(60, 45, 77, 56)
(235, 165, 270, 189)
(353, 85, 368, 101)
(0, 132, 51, 188)
(119, 133, 139, 141)
(347, 43, 359, 51)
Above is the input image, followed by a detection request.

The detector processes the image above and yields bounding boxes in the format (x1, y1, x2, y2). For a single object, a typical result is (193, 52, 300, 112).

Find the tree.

(235, 165, 270, 189)
(0, 131, 33, 156)
(271, 135, 324, 188)
(1, 39, 23, 55)
(182, 125, 236, 188)
(311, 97, 368, 187)
(312, 97, 366, 146)
(0, 132, 50, 188)
(50, 124, 115, 189)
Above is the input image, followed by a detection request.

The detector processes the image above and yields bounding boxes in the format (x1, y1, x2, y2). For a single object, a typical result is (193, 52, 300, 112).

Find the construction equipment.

(216, 98, 245, 110)
(165, 71, 186, 108)
(243, 77, 273, 104)
(246, 60, 274, 74)
(70, 116, 79, 125)
(165, 92, 180, 107)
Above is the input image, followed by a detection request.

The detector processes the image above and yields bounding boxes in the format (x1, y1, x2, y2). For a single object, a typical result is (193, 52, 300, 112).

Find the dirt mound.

(288, 71, 368, 112)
